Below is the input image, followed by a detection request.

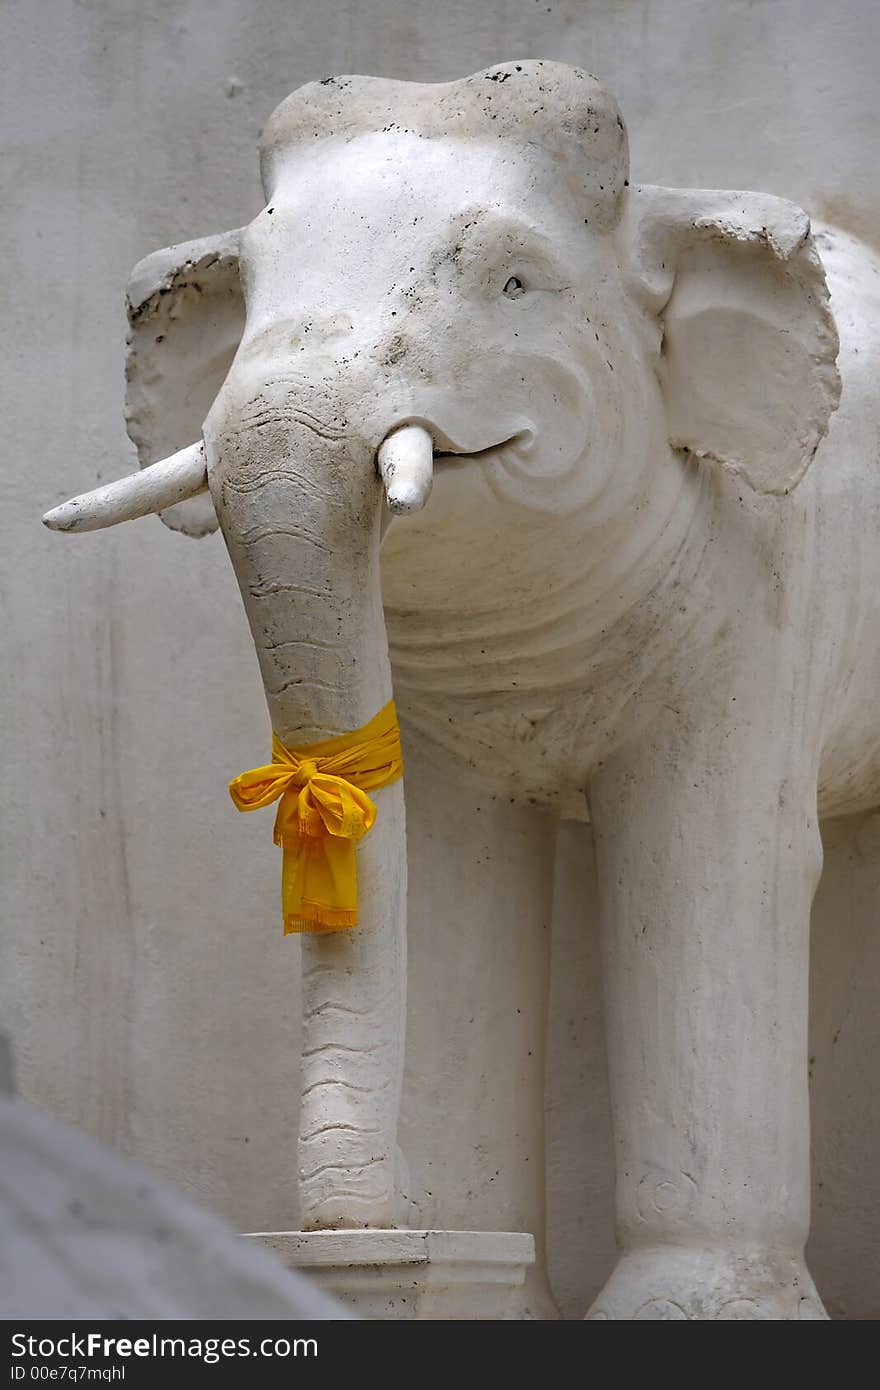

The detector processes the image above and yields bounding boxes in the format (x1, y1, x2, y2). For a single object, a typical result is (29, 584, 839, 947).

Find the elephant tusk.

(377, 424, 434, 515)
(42, 441, 209, 533)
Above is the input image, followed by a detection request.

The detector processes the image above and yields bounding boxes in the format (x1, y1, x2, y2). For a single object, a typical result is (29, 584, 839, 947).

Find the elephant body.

(45, 62, 880, 1319)
(383, 217, 880, 821)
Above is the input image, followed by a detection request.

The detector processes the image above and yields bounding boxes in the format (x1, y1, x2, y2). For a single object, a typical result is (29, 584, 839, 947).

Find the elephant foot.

(586, 1246, 827, 1319)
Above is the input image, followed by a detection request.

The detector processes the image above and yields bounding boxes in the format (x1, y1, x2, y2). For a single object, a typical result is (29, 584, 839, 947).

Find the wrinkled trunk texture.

(212, 405, 407, 1229)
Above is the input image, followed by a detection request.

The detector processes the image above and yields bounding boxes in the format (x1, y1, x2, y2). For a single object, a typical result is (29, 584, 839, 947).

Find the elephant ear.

(621, 185, 841, 494)
(125, 229, 245, 536)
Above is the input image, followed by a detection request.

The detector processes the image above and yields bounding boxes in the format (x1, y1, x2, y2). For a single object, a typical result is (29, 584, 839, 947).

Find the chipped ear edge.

(619, 184, 820, 314)
(619, 184, 842, 496)
(126, 228, 244, 323)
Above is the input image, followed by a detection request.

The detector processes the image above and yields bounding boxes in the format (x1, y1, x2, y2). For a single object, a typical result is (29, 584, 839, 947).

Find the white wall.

(2, 0, 877, 1317)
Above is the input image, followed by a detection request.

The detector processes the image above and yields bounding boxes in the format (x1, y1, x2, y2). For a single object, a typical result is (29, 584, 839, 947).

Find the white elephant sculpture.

(45, 61, 880, 1320)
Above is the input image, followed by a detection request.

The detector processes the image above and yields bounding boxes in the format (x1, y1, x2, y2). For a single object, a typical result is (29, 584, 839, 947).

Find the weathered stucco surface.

(3, 0, 878, 1318)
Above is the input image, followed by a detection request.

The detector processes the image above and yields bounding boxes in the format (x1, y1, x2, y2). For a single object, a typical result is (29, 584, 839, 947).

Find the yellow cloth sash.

(228, 700, 403, 934)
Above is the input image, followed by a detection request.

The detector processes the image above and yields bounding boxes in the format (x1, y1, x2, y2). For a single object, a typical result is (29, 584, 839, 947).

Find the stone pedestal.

(247, 1229, 535, 1319)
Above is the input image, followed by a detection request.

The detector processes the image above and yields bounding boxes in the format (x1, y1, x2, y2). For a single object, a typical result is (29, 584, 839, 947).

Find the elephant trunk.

(213, 409, 408, 1229)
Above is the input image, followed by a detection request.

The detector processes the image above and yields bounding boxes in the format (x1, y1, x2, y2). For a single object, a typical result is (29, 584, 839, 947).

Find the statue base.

(247, 1229, 536, 1319)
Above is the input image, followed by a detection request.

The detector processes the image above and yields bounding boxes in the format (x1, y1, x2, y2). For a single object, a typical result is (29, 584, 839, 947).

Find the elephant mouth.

(432, 429, 532, 469)
(376, 420, 533, 516)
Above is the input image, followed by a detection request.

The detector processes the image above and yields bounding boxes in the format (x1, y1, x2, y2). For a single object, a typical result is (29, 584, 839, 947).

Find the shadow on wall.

(545, 810, 880, 1321)
(808, 810, 880, 1321)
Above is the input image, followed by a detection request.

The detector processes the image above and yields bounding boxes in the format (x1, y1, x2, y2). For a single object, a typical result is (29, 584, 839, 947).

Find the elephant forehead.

(259, 60, 628, 228)
(242, 133, 604, 293)
(270, 129, 542, 212)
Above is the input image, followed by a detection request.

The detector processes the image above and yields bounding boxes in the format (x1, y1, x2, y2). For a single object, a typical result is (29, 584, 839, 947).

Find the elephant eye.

(502, 275, 527, 299)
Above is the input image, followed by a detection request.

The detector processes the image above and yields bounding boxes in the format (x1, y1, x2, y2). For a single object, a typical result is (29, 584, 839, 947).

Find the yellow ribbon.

(228, 700, 403, 934)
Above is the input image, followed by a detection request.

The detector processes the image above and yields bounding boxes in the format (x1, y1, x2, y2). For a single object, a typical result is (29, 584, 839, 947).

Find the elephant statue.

(44, 61, 880, 1320)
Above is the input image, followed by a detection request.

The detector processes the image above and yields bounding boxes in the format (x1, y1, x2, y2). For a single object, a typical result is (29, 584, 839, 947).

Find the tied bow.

(228, 700, 404, 934)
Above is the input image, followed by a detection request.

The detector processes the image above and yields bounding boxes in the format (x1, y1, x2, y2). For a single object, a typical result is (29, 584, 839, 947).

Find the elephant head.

(44, 60, 840, 1229)
(45, 57, 839, 740)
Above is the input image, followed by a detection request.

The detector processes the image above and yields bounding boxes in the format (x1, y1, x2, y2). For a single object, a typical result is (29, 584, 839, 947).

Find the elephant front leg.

(297, 781, 408, 1229)
(588, 702, 826, 1319)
